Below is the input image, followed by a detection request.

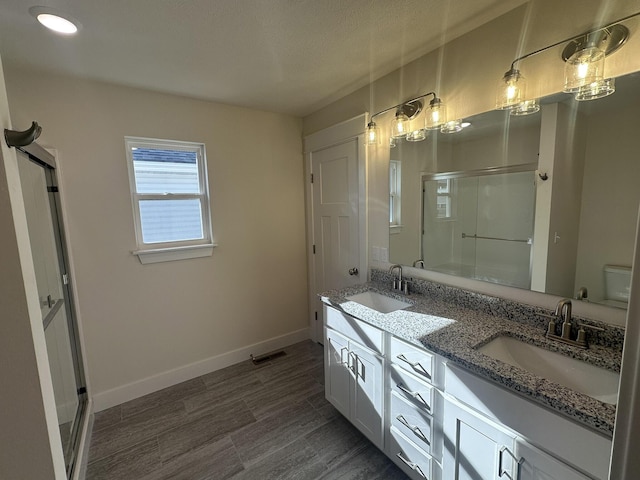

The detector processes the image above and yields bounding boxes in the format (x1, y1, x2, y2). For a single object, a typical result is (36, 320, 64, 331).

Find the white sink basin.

(477, 336, 619, 405)
(346, 291, 412, 314)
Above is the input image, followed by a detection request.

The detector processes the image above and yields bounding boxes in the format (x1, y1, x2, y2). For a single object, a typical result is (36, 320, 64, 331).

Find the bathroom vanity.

(321, 272, 622, 480)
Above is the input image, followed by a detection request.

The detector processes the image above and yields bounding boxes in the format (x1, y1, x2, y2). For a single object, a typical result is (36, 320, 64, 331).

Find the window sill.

(133, 243, 217, 264)
(389, 225, 403, 235)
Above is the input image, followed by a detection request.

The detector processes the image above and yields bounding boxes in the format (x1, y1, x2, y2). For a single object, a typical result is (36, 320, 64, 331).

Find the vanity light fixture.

(496, 12, 638, 114)
(366, 91, 451, 146)
(29, 6, 81, 35)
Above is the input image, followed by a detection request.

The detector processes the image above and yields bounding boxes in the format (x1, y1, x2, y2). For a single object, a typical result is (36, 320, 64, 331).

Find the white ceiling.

(0, 0, 525, 116)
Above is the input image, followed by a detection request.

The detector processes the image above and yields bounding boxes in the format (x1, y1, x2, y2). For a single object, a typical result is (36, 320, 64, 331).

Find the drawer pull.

(396, 451, 427, 478)
(396, 354, 431, 378)
(396, 415, 429, 444)
(396, 383, 430, 409)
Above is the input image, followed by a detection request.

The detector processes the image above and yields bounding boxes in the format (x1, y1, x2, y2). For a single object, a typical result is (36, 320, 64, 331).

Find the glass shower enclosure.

(17, 146, 87, 478)
(422, 167, 536, 289)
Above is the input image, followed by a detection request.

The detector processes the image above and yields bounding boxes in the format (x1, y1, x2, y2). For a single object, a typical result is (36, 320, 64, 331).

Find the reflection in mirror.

(422, 167, 536, 289)
(389, 72, 640, 310)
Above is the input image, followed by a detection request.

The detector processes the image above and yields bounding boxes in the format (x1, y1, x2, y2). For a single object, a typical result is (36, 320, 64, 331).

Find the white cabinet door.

(517, 440, 590, 480)
(443, 399, 518, 480)
(324, 325, 384, 448)
(350, 341, 384, 448)
(325, 328, 351, 418)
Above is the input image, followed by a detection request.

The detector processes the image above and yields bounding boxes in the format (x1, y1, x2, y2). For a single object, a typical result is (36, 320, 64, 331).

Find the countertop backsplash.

(371, 268, 625, 352)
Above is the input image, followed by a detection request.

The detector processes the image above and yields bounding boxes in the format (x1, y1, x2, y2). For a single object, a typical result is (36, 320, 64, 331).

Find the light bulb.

(29, 7, 81, 35)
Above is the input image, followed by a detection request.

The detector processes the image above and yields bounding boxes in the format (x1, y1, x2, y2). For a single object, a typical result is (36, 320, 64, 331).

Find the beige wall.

(5, 67, 308, 405)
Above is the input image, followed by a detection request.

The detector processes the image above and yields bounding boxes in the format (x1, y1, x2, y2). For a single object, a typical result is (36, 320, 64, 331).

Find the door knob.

(348, 267, 359, 276)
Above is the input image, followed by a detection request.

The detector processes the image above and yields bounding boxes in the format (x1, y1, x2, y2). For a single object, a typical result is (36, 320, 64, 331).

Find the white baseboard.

(92, 328, 310, 412)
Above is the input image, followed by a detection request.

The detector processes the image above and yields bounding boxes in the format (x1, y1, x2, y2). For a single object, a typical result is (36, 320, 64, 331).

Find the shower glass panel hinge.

(77, 386, 87, 395)
(47, 186, 59, 193)
(62, 274, 69, 285)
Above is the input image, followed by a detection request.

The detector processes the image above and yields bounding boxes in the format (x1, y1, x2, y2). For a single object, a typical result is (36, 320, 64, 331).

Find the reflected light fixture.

(441, 120, 463, 134)
(575, 77, 615, 101)
(366, 91, 452, 146)
(496, 14, 635, 114)
(406, 129, 427, 142)
(29, 6, 80, 35)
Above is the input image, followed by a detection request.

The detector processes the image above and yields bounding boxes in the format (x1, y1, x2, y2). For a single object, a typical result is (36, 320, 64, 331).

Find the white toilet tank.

(604, 265, 632, 303)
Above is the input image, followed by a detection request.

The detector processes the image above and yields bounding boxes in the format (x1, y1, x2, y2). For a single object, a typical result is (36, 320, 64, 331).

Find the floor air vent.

(250, 350, 286, 365)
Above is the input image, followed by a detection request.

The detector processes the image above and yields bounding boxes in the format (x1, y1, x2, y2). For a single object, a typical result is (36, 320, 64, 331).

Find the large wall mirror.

(389, 71, 640, 310)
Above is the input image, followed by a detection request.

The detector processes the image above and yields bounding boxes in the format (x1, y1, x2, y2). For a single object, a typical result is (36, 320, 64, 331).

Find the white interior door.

(311, 138, 361, 340)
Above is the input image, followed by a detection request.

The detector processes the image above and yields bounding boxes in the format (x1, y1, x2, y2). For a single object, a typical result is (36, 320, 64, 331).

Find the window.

(389, 160, 402, 232)
(436, 178, 453, 219)
(125, 137, 214, 264)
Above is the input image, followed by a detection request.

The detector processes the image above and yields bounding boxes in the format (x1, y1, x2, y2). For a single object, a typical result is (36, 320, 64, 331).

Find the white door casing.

(305, 114, 368, 343)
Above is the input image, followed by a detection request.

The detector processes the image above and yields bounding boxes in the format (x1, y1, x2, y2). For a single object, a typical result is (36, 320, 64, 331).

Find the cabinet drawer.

(390, 392, 433, 454)
(390, 364, 434, 413)
(389, 336, 434, 383)
(389, 427, 434, 479)
(325, 306, 383, 353)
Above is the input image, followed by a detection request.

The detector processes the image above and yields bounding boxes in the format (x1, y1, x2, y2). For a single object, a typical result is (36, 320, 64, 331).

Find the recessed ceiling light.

(29, 6, 80, 35)
(461, 122, 471, 128)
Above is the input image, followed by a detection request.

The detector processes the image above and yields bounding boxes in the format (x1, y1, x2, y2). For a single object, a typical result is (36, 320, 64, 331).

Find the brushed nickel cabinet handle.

(396, 415, 429, 443)
(396, 354, 431, 378)
(396, 383, 430, 410)
(396, 452, 427, 478)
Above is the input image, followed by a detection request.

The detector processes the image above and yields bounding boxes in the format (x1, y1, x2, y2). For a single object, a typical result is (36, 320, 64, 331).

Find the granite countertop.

(320, 280, 622, 436)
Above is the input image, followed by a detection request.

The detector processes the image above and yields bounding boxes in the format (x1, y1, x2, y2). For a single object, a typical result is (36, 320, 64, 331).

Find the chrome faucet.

(413, 259, 425, 269)
(389, 264, 409, 294)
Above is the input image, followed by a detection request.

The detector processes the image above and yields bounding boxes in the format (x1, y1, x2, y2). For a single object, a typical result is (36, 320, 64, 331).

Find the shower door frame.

(420, 162, 538, 288)
(18, 142, 88, 478)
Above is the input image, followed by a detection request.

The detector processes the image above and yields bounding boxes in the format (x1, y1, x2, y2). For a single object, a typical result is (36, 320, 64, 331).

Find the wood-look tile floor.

(86, 340, 408, 479)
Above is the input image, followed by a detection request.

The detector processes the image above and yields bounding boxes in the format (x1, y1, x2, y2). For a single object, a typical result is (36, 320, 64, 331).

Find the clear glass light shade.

(441, 120, 463, 134)
(406, 129, 427, 142)
(390, 112, 411, 138)
(574, 77, 615, 101)
(563, 46, 605, 93)
(389, 137, 397, 148)
(496, 69, 526, 110)
(510, 99, 540, 116)
(366, 121, 380, 145)
(425, 100, 447, 129)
